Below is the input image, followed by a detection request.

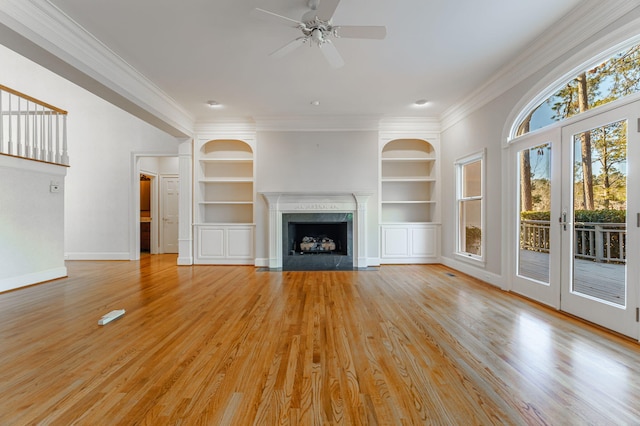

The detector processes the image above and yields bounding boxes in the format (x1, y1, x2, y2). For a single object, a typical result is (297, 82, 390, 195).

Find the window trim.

(454, 150, 486, 265)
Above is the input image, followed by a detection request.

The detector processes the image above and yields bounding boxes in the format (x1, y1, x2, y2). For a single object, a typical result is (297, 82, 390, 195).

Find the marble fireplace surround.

(261, 192, 371, 269)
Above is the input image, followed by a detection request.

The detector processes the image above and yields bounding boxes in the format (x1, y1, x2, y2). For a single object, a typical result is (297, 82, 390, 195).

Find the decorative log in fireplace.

(300, 236, 336, 253)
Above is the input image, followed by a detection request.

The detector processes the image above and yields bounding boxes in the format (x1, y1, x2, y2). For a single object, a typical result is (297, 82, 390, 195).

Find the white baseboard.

(65, 252, 130, 260)
(380, 257, 440, 265)
(0, 267, 67, 293)
(440, 255, 504, 289)
(177, 256, 193, 266)
(254, 258, 269, 268)
(367, 257, 381, 267)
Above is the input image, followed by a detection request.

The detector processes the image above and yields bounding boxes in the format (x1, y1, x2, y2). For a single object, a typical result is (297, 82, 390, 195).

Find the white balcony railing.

(520, 219, 626, 264)
(0, 84, 68, 166)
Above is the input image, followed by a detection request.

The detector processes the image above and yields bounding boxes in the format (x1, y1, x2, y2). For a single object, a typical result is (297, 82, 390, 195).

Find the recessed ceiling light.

(310, 100, 320, 106)
(206, 100, 222, 108)
(414, 99, 428, 106)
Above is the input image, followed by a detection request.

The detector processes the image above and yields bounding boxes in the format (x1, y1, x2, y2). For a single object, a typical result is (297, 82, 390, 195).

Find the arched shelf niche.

(197, 139, 254, 224)
(381, 138, 436, 223)
(379, 137, 440, 264)
(194, 138, 255, 264)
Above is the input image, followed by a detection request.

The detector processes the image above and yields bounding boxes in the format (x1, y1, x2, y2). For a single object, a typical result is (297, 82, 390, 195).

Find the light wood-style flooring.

(1, 255, 640, 425)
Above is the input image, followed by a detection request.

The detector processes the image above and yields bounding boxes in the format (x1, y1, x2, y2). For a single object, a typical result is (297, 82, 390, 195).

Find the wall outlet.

(50, 182, 60, 193)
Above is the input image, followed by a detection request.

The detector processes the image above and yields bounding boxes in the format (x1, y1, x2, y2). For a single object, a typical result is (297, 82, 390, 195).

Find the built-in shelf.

(381, 139, 436, 224)
(379, 137, 440, 263)
(199, 177, 253, 182)
(194, 138, 256, 264)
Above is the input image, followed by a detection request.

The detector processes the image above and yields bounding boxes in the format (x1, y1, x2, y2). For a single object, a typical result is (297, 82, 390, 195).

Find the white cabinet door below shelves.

(199, 227, 225, 258)
(381, 224, 439, 264)
(195, 225, 254, 264)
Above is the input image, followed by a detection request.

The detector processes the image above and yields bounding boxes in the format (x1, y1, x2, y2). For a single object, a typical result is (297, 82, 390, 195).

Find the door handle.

(559, 210, 568, 231)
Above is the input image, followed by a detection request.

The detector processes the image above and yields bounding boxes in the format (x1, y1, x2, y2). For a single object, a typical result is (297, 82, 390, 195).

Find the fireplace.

(261, 192, 371, 270)
(282, 213, 352, 270)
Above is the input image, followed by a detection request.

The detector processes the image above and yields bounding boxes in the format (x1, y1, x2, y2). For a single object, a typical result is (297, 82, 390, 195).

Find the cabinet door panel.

(199, 228, 225, 258)
(411, 227, 436, 257)
(382, 228, 409, 257)
(227, 228, 254, 258)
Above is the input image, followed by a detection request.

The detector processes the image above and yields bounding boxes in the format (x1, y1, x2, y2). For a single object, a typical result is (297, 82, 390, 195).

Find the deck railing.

(520, 219, 626, 264)
(0, 84, 68, 166)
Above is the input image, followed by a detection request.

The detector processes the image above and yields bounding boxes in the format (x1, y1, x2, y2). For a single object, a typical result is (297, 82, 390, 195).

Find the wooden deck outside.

(519, 249, 625, 305)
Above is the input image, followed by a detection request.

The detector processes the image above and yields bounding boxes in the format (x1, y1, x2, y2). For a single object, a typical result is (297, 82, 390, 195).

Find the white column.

(177, 140, 193, 265)
(353, 193, 370, 268)
(261, 193, 282, 269)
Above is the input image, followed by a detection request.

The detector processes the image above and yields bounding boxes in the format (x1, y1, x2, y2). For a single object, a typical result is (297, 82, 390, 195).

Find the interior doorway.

(132, 155, 179, 259)
(140, 173, 154, 253)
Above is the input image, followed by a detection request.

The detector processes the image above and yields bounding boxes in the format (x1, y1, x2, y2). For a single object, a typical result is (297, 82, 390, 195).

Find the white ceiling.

(45, 0, 581, 123)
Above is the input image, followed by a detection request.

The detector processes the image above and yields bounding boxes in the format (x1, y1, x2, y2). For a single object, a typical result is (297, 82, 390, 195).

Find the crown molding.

(194, 119, 257, 137)
(440, 0, 640, 132)
(0, 0, 194, 137)
(378, 117, 440, 134)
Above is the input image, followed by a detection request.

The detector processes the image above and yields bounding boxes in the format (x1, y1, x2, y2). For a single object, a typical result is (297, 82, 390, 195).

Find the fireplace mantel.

(261, 192, 371, 269)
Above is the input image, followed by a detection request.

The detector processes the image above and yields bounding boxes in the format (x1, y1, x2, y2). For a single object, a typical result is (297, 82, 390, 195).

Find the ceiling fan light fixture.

(311, 28, 324, 45)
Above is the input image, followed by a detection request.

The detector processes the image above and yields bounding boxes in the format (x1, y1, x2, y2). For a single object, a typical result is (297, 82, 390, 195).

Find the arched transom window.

(515, 43, 640, 136)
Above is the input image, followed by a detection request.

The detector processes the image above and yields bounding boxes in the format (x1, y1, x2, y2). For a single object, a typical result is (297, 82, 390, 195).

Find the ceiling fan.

(253, 0, 386, 68)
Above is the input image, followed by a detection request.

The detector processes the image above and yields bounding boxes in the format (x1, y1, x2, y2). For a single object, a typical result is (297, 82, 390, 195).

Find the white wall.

(0, 157, 67, 291)
(440, 93, 519, 280)
(255, 130, 379, 262)
(140, 156, 179, 175)
(0, 44, 180, 261)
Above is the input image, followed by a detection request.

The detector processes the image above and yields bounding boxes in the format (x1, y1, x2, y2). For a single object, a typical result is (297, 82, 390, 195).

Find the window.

(514, 42, 640, 137)
(456, 152, 484, 261)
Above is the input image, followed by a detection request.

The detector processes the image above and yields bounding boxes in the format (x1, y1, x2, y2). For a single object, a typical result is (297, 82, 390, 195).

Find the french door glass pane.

(572, 120, 627, 306)
(518, 143, 551, 283)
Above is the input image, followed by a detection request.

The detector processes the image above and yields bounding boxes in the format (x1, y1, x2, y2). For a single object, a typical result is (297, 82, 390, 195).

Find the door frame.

(130, 152, 179, 260)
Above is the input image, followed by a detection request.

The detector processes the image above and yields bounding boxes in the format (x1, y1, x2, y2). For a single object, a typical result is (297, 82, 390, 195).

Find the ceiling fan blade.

(252, 8, 302, 27)
(270, 37, 307, 58)
(315, 0, 341, 22)
(320, 40, 344, 68)
(334, 25, 387, 40)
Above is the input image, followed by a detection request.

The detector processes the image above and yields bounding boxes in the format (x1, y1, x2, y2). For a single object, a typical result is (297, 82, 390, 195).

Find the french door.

(560, 102, 638, 337)
(512, 128, 561, 309)
(512, 101, 639, 339)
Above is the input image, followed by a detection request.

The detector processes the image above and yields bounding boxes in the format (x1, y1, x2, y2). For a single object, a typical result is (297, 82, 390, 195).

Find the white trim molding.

(0, 267, 67, 293)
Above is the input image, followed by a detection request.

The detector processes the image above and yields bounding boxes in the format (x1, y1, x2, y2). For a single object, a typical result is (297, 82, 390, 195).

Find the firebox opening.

(289, 222, 348, 255)
(282, 213, 354, 271)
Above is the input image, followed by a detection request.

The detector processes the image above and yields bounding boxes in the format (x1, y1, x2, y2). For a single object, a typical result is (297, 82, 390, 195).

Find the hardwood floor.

(1, 255, 640, 425)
